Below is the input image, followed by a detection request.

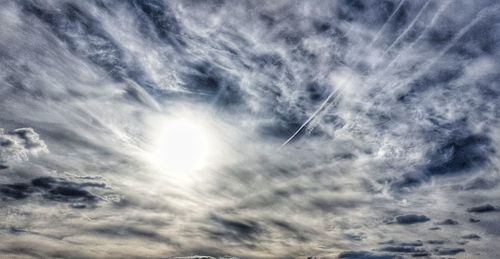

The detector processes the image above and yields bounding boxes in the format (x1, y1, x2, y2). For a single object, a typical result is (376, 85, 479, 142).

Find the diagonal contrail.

(350, 0, 407, 70)
(417, 6, 494, 73)
(280, 88, 341, 148)
(366, 0, 407, 50)
(303, 0, 433, 137)
(381, 0, 453, 74)
(382, 0, 431, 57)
(382, 5, 496, 94)
(281, 0, 408, 147)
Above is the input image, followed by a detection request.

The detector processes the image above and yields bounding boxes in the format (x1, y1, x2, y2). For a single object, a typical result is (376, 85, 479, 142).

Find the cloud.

(433, 247, 465, 255)
(461, 234, 481, 240)
(0, 128, 47, 166)
(337, 251, 402, 259)
(377, 245, 428, 255)
(425, 134, 494, 177)
(206, 214, 262, 242)
(467, 204, 498, 213)
(435, 219, 459, 225)
(0, 176, 113, 209)
(0, 0, 499, 258)
(378, 240, 423, 247)
(385, 214, 430, 225)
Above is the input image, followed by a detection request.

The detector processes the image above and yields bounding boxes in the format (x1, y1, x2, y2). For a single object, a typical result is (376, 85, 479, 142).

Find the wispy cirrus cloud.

(0, 0, 499, 258)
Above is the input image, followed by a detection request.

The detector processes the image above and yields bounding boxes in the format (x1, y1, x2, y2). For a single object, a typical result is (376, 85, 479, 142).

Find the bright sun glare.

(152, 119, 211, 173)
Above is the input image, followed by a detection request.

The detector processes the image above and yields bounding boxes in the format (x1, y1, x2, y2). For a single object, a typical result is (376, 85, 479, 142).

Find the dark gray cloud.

(0, 176, 112, 209)
(433, 247, 465, 255)
(385, 214, 430, 225)
(435, 219, 459, 225)
(461, 234, 481, 240)
(425, 134, 494, 177)
(337, 251, 402, 259)
(467, 204, 498, 213)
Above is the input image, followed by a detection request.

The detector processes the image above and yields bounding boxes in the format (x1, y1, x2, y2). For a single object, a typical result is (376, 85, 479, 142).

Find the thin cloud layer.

(0, 0, 499, 258)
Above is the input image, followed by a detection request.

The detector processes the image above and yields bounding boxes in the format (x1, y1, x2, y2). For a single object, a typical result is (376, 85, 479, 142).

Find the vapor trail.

(382, 0, 431, 57)
(389, 6, 495, 93)
(383, 1, 452, 71)
(366, 0, 407, 50)
(342, 0, 450, 113)
(418, 6, 494, 73)
(281, 0, 408, 147)
(280, 88, 340, 148)
(379, 0, 452, 77)
(350, 0, 407, 68)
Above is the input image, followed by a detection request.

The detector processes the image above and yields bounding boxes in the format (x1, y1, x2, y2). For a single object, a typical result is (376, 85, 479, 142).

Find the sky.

(1, 0, 500, 258)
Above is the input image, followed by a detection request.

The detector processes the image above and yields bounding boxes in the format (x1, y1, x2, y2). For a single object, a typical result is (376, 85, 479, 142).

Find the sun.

(151, 118, 212, 173)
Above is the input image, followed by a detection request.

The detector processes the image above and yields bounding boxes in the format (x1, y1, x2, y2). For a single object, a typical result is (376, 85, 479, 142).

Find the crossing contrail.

(382, 0, 431, 57)
(381, 0, 453, 74)
(366, 0, 407, 50)
(385, 6, 496, 94)
(281, 0, 410, 147)
(280, 88, 341, 148)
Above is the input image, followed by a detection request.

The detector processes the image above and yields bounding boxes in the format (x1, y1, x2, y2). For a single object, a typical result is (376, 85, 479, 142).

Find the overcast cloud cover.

(1, 0, 500, 258)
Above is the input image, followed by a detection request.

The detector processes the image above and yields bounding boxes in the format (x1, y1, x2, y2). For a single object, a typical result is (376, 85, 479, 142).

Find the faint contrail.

(281, 0, 409, 147)
(305, 0, 432, 135)
(366, 0, 407, 50)
(280, 88, 340, 148)
(349, 0, 407, 69)
(387, 6, 496, 93)
(382, 0, 452, 73)
(382, 0, 431, 57)
(418, 6, 493, 72)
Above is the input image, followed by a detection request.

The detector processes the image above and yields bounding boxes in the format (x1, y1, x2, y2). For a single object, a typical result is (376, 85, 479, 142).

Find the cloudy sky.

(1, 0, 500, 258)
